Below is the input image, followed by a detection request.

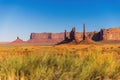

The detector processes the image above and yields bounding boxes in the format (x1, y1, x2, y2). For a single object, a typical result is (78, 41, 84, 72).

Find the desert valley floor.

(0, 42, 119, 80)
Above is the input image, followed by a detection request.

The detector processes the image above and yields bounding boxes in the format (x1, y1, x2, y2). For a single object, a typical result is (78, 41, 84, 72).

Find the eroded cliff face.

(64, 32, 99, 41)
(28, 32, 64, 44)
(11, 27, 120, 45)
(100, 28, 120, 41)
(27, 32, 98, 44)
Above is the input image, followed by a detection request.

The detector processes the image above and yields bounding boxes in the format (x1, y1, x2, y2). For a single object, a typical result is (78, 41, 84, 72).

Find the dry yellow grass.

(0, 43, 120, 56)
(0, 43, 120, 80)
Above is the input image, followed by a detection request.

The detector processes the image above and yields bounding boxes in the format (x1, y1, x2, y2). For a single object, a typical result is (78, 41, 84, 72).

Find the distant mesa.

(11, 37, 25, 44)
(27, 32, 64, 45)
(9, 24, 120, 45)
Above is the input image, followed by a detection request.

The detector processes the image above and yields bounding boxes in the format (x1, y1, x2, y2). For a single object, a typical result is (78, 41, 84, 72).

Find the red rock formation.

(27, 32, 64, 45)
(79, 24, 94, 44)
(70, 27, 76, 41)
(99, 28, 120, 41)
(11, 37, 24, 44)
(64, 30, 69, 40)
(10, 26, 120, 45)
(83, 24, 86, 40)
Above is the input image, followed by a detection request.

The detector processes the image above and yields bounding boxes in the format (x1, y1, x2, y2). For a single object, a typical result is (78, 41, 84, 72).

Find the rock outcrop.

(27, 32, 64, 45)
(63, 24, 94, 44)
(26, 27, 120, 45)
(11, 37, 24, 44)
(79, 24, 94, 44)
(10, 25, 120, 45)
(99, 28, 120, 41)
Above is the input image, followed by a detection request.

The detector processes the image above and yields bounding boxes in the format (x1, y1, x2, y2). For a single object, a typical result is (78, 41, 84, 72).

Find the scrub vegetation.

(0, 44, 120, 80)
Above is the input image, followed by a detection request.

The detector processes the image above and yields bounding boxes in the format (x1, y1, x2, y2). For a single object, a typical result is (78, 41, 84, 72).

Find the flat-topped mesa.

(99, 28, 120, 41)
(108, 28, 120, 32)
(28, 32, 64, 44)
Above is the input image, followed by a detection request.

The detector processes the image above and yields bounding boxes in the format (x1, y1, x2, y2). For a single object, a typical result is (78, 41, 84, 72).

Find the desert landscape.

(1, 0, 120, 80)
(8, 24, 120, 45)
(0, 25, 120, 80)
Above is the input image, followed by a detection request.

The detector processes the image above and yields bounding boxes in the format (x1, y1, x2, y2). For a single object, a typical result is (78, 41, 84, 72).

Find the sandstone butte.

(11, 24, 120, 45)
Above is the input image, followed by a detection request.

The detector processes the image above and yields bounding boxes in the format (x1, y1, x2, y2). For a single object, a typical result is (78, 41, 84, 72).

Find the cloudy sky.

(0, 0, 120, 41)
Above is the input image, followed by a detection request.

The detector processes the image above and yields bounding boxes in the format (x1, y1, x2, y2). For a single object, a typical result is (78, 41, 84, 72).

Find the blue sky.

(0, 0, 120, 41)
